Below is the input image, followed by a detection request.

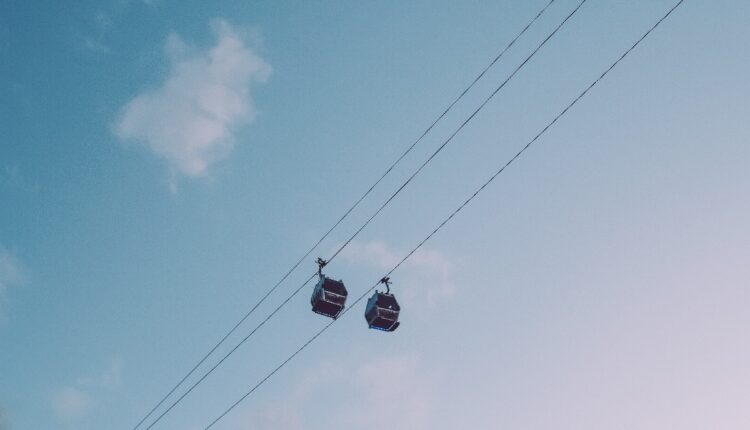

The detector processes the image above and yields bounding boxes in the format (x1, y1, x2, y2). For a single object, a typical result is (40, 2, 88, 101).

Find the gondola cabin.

(311, 276, 348, 319)
(365, 291, 400, 332)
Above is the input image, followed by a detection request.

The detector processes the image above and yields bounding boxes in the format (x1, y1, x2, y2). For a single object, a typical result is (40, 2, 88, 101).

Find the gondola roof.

(371, 291, 400, 311)
(320, 276, 347, 295)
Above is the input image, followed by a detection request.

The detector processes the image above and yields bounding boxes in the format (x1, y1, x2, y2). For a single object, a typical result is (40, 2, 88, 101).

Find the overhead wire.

(201, 1, 687, 427)
(131, 1, 559, 428)
(130, 2, 556, 428)
(141, 2, 588, 428)
(325, 0, 587, 264)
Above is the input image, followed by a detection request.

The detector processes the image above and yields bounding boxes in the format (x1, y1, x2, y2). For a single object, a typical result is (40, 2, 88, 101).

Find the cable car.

(310, 258, 348, 319)
(364, 277, 401, 332)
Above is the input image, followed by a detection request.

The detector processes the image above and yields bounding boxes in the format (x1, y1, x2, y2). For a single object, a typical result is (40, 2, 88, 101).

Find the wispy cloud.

(93, 10, 113, 29)
(0, 403, 8, 430)
(345, 353, 434, 429)
(52, 357, 123, 421)
(0, 246, 26, 316)
(248, 406, 304, 430)
(76, 9, 112, 54)
(236, 352, 435, 430)
(83, 37, 109, 54)
(0, 247, 25, 294)
(115, 19, 271, 182)
(338, 240, 455, 306)
(1, 164, 40, 194)
(0, 24, 9, 53)
(240, 361, 345, 429)
(76, 356, 122, 389)
(52, 387, 91, 420)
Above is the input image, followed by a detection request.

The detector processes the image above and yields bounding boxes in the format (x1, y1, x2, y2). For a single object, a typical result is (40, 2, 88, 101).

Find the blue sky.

(1, 1, 749, 429)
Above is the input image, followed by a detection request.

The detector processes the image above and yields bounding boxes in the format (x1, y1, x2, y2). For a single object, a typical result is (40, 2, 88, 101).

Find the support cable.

(202, 2, 686, 428)
(130, 3, 556, 428)
(141, 2, 586, 427)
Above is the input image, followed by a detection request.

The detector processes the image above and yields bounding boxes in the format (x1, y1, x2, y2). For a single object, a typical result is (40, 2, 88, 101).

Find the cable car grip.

(380, 276, 392, 294)
(316, 257, 328, 276)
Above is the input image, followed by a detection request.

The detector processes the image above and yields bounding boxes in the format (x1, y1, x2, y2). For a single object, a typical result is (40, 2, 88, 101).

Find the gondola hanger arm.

(316, 258, 328, 276)
(380, 277, 392, 294)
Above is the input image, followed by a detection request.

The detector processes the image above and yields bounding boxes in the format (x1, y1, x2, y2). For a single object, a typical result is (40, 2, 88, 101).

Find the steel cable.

(130, 3, 558, 428)
(141, 1, 588, 428)
(202, 1, 686, 427)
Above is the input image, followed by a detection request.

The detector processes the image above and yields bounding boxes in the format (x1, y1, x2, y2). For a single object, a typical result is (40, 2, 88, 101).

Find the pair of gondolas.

(310, 258, 400, 332)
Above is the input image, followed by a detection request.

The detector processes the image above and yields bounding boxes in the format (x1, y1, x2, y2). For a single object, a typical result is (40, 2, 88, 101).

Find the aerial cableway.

(365, 277, 401, 332)
(135, 2, 590, 429)
(310, 258, 348, 319)
(200, 2, 687, 429)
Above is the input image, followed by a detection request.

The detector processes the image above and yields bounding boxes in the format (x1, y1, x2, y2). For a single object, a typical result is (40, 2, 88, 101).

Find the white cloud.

(236, 352, 435, 430)
(1, 164, 40, 194)
(0, 404, 8, 430)
(93, 11, 112, 30)
(76, 10, 112, 54)
(0, 25, 9, 53)
(338, 240, 455, 306)
(83, 37, 109, 53)
(0, 246, 26, 316)
(247, 406, 304, 430)
(115, 19, 271, 180)
(0, 248, 25, 295)
(77, 356, 122, 389)
(52, 357, 123, 421)
(52, 387, 91, 419)
(346, 353, 434, 430)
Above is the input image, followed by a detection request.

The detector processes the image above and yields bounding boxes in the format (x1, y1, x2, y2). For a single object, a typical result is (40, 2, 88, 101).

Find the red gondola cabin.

(311, 275, 348, 319)
(364, 291, 400, 332)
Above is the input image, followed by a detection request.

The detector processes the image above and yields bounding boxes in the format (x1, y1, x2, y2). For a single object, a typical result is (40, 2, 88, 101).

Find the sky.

(1, 0, 749, 429)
